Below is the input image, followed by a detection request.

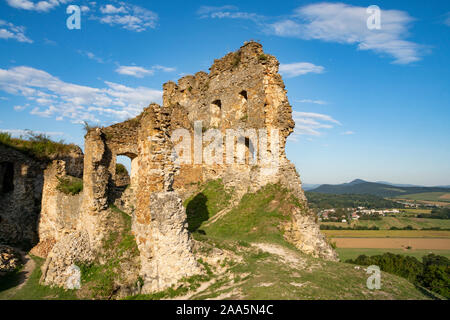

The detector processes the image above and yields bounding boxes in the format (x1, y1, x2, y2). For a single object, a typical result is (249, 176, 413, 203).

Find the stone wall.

(0, 144, 83, 251)
(37, 160, 83, 244)
(0, 145, 46, 250)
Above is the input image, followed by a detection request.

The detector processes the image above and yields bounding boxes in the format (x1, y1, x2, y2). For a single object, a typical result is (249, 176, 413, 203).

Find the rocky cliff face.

(33, 42, 337, 294)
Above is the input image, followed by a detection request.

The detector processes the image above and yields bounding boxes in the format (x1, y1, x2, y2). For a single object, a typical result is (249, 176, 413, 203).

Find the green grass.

(116, 163, 128, 175)
(0, 256, 77, 300)
(184, 179, 233, 232)
(203, 184, 301, 248)
(78, 205, 139, 299)
(336, 248, 450, 262)
(187, 239, 431, 300)
(0, 131, 77, 160)
(56, 176, 83, 195)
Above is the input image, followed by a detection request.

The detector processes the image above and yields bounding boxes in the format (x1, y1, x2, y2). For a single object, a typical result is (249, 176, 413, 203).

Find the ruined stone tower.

(34, 42, 337, 293)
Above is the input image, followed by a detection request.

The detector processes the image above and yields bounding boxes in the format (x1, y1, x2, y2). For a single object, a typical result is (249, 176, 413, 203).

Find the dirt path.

(15, 252, 35, 291)
(252, 243, 306, 268)
(0, 248, 36, 299)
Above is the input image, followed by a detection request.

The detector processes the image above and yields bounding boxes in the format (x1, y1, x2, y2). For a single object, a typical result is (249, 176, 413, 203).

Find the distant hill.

(302, 183, 321, 191)
(310, 179, 450, 197)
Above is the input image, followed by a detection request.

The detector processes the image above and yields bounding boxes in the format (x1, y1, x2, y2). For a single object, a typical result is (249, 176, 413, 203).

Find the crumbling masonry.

(2, 42, 337, 294)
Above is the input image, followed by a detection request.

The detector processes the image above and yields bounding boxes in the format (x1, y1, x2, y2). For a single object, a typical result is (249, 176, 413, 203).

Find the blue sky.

(1, 0, 449, 186)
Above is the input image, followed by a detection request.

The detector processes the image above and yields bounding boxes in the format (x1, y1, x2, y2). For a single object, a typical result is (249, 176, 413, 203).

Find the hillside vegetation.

(1, 180, 436, 300)
(311, 179, 450, 198)
(0, 131, 78, 160)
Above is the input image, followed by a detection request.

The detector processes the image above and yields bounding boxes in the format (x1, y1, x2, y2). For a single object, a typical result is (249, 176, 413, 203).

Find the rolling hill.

(310, 179, 450, 197)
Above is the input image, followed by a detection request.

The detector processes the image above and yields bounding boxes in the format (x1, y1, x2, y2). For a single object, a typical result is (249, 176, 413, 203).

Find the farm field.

(395, 192, 450, 202)
(332, 238, 450, 250)
(336, 248, 450, 261)
(321, 216, 450, 230)
(322, 229, 450, 238)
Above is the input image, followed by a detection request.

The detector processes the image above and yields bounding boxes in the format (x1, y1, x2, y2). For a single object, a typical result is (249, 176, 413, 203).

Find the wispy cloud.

(0, 128, 64, 137)
(0, 66, 162, 124)
(115, 65, 154, 77)
(115, 65, 176, 78)
(97, 2, 158, 32)
(198, 3, 424, 64)
(342, 130, 355, 135)
(444, 12, 450, 26)
(269, 3, 423, 64)
(279, 62, 324, 78)
(0, 20, 33, 43)
(6, 0, 71, 12)
(78, 50, 104, 63)
(296, 99, 327, 105)
(290, 111, 341, 141)
(197, 5, 263, 22)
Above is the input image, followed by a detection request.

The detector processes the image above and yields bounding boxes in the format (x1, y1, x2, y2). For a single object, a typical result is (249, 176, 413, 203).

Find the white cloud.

(0, 20, 32, 43)
(197, 5, 263, 22)
(279, 62, 324, 78)
(115, 65, 176, 78)
(198, 3, 424, 64)
(100, 4, 126, 14)
(153, 65, 176, 72)
(269, 2, 423, 64)
(0, 66, 162, 124)
(289, 111, 341, 141)
(13, 104, 29, 111)
(115, 65, 154, 78)
(0, 128, 64, 137)
(98, 2, 158, 32)
(6, 0, 71, 12)
(296, 99, 327, 105)
(342, 131, 355, 135)
(78, 50, 104, 63)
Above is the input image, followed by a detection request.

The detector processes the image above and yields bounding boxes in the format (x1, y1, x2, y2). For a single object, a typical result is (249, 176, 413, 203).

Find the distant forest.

(305, 192, 402, 209)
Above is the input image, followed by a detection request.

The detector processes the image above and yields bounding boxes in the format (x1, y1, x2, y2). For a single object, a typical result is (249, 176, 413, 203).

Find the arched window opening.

(115, 155, 132, 187)
(210, 100, 222, 127)
(239, 90, 248, 101)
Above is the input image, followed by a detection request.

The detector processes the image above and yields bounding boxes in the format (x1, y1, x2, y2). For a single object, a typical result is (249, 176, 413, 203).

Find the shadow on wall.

(185, 192, 209, 233)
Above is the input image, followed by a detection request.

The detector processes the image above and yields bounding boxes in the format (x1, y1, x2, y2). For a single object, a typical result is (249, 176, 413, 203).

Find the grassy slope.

(1, 180, 433, 300)
(184, 182, 430, 300)
(0, 256, 77, 300)
(0, 132, 77, 160)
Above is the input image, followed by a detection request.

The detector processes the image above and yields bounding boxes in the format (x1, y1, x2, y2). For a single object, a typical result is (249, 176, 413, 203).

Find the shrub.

(116, 163, 128, 175)
(56, 176, 83, 195)
(346, 252, 450, 298)
(0, 130, 76, 159)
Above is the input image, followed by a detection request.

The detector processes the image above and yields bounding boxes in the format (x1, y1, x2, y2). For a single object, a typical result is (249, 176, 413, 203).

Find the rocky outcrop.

(139, 192, 200, 293)
(40, 231, 93, 288)
(0, 245, 22, 275)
